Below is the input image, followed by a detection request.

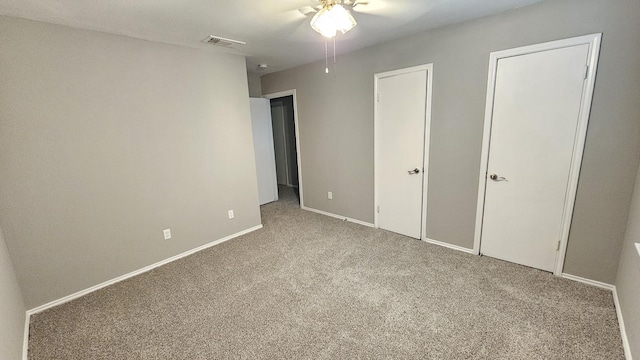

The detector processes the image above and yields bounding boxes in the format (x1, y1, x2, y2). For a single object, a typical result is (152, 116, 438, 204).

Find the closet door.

(375, 67, 429, 239)
(478, 37, 599, 272)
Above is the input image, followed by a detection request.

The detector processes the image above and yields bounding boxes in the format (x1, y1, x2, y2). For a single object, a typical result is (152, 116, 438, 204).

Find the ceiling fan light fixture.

(330, 4, 357, 34)
(309, 1, 359, 74)
(311, 8, 337, 38)
(310, 2, 357, 38)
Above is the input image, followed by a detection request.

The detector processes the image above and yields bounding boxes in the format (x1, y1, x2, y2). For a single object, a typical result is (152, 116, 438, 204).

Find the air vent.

(201, 35, 246, 47)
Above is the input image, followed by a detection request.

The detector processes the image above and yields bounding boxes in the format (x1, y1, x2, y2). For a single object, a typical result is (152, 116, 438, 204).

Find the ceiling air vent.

(201, 35, 246, 48)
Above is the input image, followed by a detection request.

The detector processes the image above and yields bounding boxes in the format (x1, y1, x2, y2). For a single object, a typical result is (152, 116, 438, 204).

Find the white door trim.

(263, 90, 304, 208)
(374, 64, 433, 239)
(473, 34, 602, 275)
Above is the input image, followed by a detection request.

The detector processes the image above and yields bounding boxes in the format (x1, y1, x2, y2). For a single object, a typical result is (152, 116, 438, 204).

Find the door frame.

(374, 64, 433, 239)
(473, 34, 602, 275)
(263, 89, 304, 208)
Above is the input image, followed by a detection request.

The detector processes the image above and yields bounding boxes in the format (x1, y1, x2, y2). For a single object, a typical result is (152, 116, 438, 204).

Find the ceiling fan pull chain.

(325, 37, 329, 74)
(333, 36, 337, 76)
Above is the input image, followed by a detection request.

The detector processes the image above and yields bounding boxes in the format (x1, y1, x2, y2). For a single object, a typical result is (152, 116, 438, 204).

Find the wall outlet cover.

(228, 210, 235, 219)
(163, 229, 171, 240)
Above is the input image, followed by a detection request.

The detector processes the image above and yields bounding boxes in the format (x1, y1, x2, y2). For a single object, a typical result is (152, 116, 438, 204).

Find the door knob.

(408, 168, 420, 175)
(489, 174, 507, 181)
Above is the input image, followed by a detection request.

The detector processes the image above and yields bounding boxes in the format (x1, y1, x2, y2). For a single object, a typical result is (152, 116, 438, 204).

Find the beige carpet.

(28, 186, 624, 359)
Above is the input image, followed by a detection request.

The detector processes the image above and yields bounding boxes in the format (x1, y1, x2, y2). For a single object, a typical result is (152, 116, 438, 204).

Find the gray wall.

(247, 73, 263, 97)
(616, 165, 640, 358)
(0, 226, 26, 359)
(0, 16, 262, 309)
(262, 0, 640, 284)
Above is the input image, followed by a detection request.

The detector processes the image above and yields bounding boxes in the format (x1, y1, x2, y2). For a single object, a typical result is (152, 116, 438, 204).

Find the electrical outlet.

(163, 229, 171, 240)
(328, 191, 333, 200)
(228, 210, 235, 219)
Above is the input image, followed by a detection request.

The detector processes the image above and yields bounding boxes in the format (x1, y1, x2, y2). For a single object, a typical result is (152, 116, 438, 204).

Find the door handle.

(408, 168, 420, 175)
(489, 174, 507, 181)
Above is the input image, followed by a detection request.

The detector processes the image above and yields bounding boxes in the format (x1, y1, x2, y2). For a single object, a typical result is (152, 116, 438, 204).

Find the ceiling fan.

(290, 0, 375, 74)
(298, 0, 369, 38)
(298, 0, 369, 17)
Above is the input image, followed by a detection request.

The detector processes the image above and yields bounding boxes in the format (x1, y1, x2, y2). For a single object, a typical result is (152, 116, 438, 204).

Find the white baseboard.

(422, 238, 475, 254)
(613, 287, 633, 360)
(301, 206, 375, 228)
(561, 274, 631, 359)
(22, 311, 30, 360)
(22, 224, 262, 358)
(561, 273, 615, 291)
(26, 224, 263, 316)
(19, 225, 631, 360)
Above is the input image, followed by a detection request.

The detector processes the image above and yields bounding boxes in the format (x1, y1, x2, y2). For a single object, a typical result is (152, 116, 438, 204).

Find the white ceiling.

(0, 0, 544, 74)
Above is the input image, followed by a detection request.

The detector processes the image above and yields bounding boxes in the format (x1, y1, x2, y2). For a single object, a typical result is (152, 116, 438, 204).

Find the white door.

(250, 98, 278, 205)
(480, 44, 592, 272)
(376, 68, 428, 239)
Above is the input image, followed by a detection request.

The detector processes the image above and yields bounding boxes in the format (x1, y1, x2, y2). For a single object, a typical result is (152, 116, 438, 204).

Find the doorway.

(264, 91, 302, 206)
(474, 34, 601, 275)
(374, 64, 433, 239)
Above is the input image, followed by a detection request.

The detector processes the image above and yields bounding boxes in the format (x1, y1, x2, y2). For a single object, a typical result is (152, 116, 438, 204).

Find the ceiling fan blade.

(286, 16, 324, 42)
(342, 0, 369, 8)
(349, 11, 395, 26)
(298, 6, 317, 16)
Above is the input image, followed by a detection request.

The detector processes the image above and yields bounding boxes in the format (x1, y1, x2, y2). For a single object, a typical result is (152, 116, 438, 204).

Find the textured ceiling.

(0, 0, 544, 74)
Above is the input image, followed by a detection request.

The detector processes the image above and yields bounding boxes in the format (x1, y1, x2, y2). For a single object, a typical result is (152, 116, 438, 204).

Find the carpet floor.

(28, 186, 624, 359)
